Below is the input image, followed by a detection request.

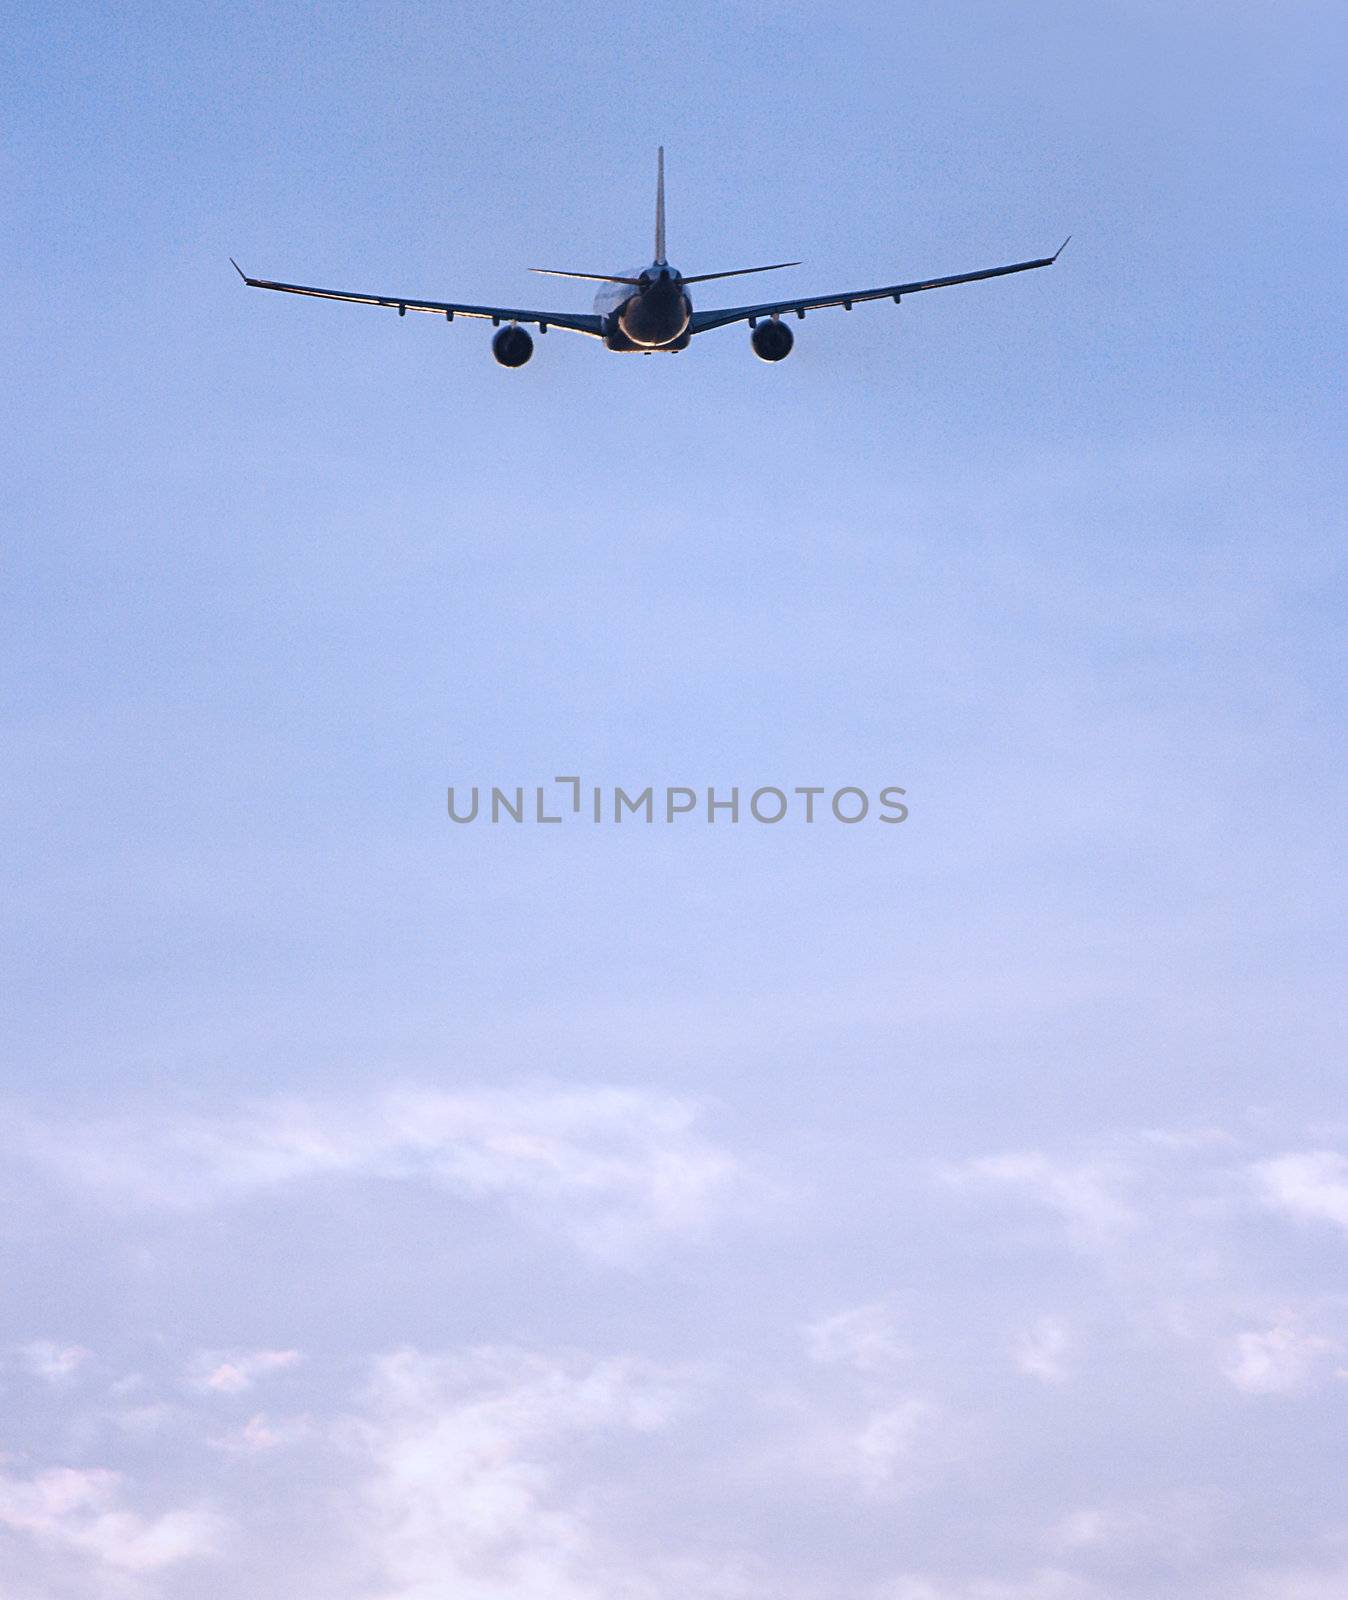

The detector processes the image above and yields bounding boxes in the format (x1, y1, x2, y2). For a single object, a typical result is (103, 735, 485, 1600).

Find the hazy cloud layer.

(18, 1085, 745, 1257)
(10, 1108, 1348, 1595)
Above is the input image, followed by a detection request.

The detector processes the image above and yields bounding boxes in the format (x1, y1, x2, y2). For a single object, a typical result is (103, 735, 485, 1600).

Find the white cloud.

(940, 1153, 1135, 1249)
(1219, 1321, 1337, 1395)
(1139, 1127, 1239, 1153)
(881, 1570, 1100, 1600)
(349, 1344, 697, 1600)
(1253, 1151, 1348, 1233)
(788, 1303, 939, 1498)
(105, 1402, 182, 1437)
(756, 1385, 943, 1501)
(12, 1116, 1348, 1596)
(189, 1347, 303, 1395)
(23, 1085, 742, 1258)
(1043, 1489, 1226, 1561)
(1235, 1563, 1348, 1600)
(804, 1303, 910, 1375)
(1013, 1317, 1073, 1384)
(851, 1398, 940, 1495)
(0, 1464, 224, 1577)
(210, 1411, 313, 1454)
(1047, 1507, 1122, 1551)
(11, 1342, 91, 1384)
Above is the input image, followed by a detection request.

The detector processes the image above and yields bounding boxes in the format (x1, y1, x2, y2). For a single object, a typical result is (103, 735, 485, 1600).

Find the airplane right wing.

(687, 240, 1069, 335)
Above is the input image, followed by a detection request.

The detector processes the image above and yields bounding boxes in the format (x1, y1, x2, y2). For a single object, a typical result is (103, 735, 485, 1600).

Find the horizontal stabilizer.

(680, 261, 801, 285)
(530, 268, 644, 284)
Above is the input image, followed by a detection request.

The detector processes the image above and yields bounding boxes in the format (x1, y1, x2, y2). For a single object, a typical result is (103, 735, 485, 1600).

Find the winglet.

(229, 257, 250, 283)
(1051, 235, 1072, 262)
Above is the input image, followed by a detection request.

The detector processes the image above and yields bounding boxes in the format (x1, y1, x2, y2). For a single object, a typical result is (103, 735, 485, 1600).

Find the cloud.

(849, 1398, 941, 1495)
(1043, 1488, 1227, 1563)
(1047, 1507, 1126, 1552)
(804, 1303, 910, 1375)
(209, 1411, 313, 1454)
(780, 1301, 944, 1500)
(938, 1133, 1348, 1402)
(1219, 1321, 1338, 1395)
(12, 1119, 1348, 1596)
(0, 1338, 742, 1600)
(1252, 1151, 1348, 1233)
(1235, 1563, 1348, 1600)
(881, 1570, 1101, 1600)
(10, 1342, 91, 1384)
(939, 1153, 1135, 1249)
(0, 1464, 224, 1579)
(188, 1348, 303, 1395)
(881, 1551, 1348, 1600)
(349, 1344, 698, 1600)
(104, 1402, 183, 1438)
(758, 1387, 943, 1501)
(1013, 1317, 1073, 1384)
(21, 1084, 744, 1257)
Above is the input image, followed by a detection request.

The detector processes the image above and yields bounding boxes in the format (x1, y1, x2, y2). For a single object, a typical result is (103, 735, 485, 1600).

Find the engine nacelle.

(492, 325, 534, 367)
(750, 320, 794, 362)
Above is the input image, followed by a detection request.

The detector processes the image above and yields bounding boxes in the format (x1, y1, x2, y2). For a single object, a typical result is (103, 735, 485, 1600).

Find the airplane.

(231, 148, 1067, 366)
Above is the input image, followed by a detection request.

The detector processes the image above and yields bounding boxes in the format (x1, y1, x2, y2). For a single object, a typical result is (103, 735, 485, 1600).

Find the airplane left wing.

(230, 261, 605, 338)
(688, 240, 1069, 335)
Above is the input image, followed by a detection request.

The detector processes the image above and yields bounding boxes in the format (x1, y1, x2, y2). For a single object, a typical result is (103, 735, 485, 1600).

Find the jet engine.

(750, 320, 794, 362)
(492, 325, 534, 367)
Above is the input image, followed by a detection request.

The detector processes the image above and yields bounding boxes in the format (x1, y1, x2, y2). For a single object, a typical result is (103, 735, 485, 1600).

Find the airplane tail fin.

(655, 147, 666, 263)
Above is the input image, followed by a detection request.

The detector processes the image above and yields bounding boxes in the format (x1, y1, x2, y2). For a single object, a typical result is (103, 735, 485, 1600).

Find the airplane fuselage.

(596, 262, 693, 352)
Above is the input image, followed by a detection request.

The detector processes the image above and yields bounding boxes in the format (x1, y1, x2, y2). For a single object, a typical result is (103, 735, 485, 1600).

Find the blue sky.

(2, 1, 1345, 1596)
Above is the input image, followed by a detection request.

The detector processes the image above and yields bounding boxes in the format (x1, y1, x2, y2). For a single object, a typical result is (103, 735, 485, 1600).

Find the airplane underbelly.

(603, 323, 691, 352)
